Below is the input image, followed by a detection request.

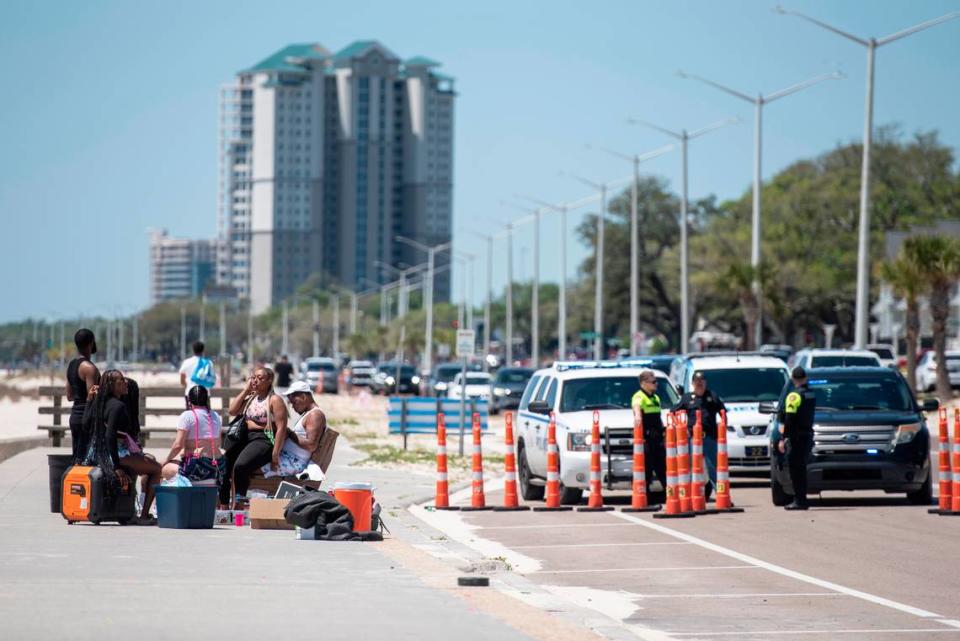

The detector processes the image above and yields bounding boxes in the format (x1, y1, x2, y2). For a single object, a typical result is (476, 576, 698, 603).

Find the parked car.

(345, 360, 377, 388)
(372, 362, 420, 395)
(447, 372, 493, 401)
(764, 367, 936, 506)
(759, 344, 794, 363)
(914, 350, 960, 392)
(428, 362, 468, 397)
(671, 353, 789, 472)
(865, 343, 897, 369)
(301, 357, 338, 394)
(489, 367, 535, 414)
(790, 349, 881, 369)
(516, 361, 680, 505)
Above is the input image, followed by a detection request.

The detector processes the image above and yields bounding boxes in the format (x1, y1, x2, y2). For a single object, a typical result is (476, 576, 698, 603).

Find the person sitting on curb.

(262, 381, 327, 478)
(161, 385, 225, 487)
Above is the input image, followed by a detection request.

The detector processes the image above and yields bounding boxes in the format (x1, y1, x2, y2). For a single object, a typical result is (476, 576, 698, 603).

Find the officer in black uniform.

(632, 370, 667, 497)
(778, 367, 817, 510)
(675, 371, 725, 500)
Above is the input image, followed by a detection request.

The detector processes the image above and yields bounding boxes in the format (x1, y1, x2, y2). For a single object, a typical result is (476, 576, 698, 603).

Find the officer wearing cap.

(778, 367, 816, 510)
(674, 371, 725, 500)
(631, 370, 667, 497)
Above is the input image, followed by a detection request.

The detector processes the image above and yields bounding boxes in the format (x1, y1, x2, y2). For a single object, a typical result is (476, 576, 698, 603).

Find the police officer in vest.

(778, 367, 816, 510)
(675, 371, 725, 500)
(632, 370, 667, 498)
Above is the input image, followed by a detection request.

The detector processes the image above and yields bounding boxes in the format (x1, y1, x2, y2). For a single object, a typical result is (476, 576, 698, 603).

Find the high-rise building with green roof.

(217, 40, 455, 313)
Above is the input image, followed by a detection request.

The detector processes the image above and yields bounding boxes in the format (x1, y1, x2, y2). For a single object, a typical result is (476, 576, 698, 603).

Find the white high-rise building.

(217, 41, 455, 313)
(149, 230, 217, 304)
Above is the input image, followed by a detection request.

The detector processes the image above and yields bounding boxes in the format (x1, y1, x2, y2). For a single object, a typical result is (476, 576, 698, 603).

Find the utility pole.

(247, 305, 254, 370)
(775, 5, 959, 348)
(312, 299, 320, 357)
(131, 314, 138, 363)
(219, 301, 227, 357)
(332, 295, 340, 358)
(350, 291, 358, 334)
(199, 295, 207, 342)
(281, 301, 289, 356)
(180, 305, 186, 360)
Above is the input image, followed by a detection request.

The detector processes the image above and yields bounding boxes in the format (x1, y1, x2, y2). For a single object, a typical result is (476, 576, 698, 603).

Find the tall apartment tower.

(217, 41, 455, 313)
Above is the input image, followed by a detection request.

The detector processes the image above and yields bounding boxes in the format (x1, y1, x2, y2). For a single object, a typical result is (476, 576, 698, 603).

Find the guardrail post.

(52, 394, 62, 447)
(400, 397, 409, 451)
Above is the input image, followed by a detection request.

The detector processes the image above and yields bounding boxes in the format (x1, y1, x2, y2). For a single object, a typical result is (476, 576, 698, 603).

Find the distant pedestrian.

(179, 341, 217, 406)
(631, 370, 667, 497)
(778, 367, 816, 511)
(674, 371, 725, 501)
(65, 328, 101, 461)
(274, 355, 294, 394)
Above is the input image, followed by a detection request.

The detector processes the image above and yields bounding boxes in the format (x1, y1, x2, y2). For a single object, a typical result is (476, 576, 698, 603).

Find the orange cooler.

(333, 482, 374, 532)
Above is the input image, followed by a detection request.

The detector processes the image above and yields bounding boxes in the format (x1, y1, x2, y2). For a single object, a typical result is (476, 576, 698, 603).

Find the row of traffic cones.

(433, 409, 744, 514)
(929, 407, 960, 516)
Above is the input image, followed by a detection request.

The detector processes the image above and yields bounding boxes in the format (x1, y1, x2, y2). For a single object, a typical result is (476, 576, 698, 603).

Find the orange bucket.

(333, 482, 374, 532)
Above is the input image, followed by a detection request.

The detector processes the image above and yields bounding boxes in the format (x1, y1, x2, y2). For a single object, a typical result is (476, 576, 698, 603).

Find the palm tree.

(903, 236, 960, 401)
(880, 255, 923, 392)
(718, 261, 775, 351)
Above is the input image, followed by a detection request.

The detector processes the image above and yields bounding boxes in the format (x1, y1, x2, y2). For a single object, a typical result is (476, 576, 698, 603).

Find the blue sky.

(1, 0, 958, 322)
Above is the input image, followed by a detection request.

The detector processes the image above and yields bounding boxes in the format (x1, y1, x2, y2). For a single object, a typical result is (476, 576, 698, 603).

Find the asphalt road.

(423, 478, 960, 641)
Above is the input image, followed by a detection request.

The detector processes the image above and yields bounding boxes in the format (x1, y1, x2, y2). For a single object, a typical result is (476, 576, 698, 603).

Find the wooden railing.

(38, 386, 243, 447)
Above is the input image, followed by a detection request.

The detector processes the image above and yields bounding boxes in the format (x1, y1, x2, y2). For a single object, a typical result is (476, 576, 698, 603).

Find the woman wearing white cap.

(262, 381, 327, 478)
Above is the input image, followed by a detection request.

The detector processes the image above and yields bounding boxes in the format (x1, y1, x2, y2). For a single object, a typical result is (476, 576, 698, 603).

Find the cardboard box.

(249, 498, 293, 530)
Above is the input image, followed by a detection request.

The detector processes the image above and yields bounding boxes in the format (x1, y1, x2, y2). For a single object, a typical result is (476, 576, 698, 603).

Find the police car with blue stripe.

(515, 361, 679, 505)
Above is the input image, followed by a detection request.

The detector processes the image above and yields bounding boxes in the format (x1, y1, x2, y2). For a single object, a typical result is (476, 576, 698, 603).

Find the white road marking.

(939, 620, 960, 629)
(513, 542, 692, 550)
(670, 629, 960, 637)
(612, 510, 944, 619)
(530, 565, 757, 575)
(635, 592, 839, 599)
(472, 523, 636, 530)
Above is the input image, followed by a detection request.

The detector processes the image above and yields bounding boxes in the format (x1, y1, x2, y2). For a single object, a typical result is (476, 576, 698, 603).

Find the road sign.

(437, 343, 451, 358)
(579, 331, 598, 340)
(456, 330, 476, 358)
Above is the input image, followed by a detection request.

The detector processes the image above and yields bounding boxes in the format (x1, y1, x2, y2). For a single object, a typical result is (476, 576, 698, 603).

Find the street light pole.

(775, 5, 959, 348)
(586, 144, 675, 356)
(281, 301, 289, 356)
(396, 236, 451, 374)
(332, 295, 340, 358)
(219, 302, 227, 357)
(678, 69, 842, 349)
(180, 304, 186, 360)
(628, 117, 738, 354)
(506, 223, 514, 365)
(312, 299, 320, 357)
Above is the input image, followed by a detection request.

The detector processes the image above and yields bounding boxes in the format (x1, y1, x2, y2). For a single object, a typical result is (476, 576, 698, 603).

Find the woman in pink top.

(161, 386, 225, 486)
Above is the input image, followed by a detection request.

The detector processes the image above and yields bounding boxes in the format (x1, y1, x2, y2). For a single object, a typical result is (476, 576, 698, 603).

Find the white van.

(672, 354, 789, 472)
(515, 362, 679, 505)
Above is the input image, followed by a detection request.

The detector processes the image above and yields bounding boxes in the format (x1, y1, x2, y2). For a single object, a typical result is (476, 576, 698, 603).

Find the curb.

(0, 436, 47, 465)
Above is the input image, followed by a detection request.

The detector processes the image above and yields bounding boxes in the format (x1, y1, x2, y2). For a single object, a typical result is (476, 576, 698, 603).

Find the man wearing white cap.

(261, 381, 327, 478)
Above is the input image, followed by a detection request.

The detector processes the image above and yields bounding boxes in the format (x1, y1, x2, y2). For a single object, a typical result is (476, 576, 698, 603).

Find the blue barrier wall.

(387, 396, 490, 434)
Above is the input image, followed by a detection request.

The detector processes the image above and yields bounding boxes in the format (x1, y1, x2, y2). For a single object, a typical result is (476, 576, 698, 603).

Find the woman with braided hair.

(161, 385, 225, 486)
(82, 370, 161, 525)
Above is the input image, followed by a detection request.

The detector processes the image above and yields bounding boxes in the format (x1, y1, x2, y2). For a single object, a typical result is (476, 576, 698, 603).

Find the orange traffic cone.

(929, 408, 951, 514)
(533, 412, 572, 512)
(433, 413, 459, 510)
(691, 410, 712, 514)
(950, 409, 960, 515)
(654, 414, 694, 519)
(676, 412, 693, 513)
(577, 410, 613, 512)
(622, 413, 661, 512)
(494, 412, 530, 511)
(714, 410, 744, 513)
(461, 412, 492, 511)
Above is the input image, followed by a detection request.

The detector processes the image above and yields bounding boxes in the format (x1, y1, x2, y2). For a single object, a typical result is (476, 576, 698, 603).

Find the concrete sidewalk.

(0, 446, 540, 641)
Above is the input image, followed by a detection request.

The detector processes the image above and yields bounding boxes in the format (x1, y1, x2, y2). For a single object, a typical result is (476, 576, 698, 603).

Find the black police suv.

(763, 367, 937, 506)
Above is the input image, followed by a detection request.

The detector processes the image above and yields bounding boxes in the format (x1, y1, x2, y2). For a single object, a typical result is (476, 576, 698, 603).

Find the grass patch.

(329, 417, 360, 427)
(353, 443, 507, 467)
(348, 430, 380, 441)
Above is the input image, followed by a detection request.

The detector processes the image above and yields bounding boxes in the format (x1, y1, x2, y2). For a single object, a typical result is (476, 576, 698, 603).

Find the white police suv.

(671, 353, 789, 472)
(515, 361, 679, 505)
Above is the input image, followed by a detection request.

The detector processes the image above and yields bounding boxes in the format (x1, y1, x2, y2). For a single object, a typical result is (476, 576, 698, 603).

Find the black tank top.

(67, 357, 92, 417)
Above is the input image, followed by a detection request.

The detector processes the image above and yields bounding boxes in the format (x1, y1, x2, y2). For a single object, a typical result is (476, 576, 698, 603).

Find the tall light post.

(180, 304, 187, 360)
(585, 144, 675, 355)
(331, 294, 340, 358)
(502, 204, 541, 365)
(628, 117, 738, 354)
(453, 251, 477, 331)
(775, 5, 959, 348)
(312, 299, 320, 357)
(396, 236, 452, 374)
(281, 300, 289, 356)
(219, 302, 227, 357)
(562, 173, 615, 360)
(465, 229, 508, 371)
(678, 69, 842, 349)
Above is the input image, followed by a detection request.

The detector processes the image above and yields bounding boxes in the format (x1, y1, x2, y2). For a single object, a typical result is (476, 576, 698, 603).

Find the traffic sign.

(579, 331, 598, 340)
(456, 329, 476, 357)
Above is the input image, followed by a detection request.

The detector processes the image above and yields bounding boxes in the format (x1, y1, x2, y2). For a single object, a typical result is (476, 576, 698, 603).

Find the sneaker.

(784, 501, 809, 511)
(131, 515, 158, 526)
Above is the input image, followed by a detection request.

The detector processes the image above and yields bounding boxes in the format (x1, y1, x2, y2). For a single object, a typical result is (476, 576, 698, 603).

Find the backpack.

(190, 357, 217, 388)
